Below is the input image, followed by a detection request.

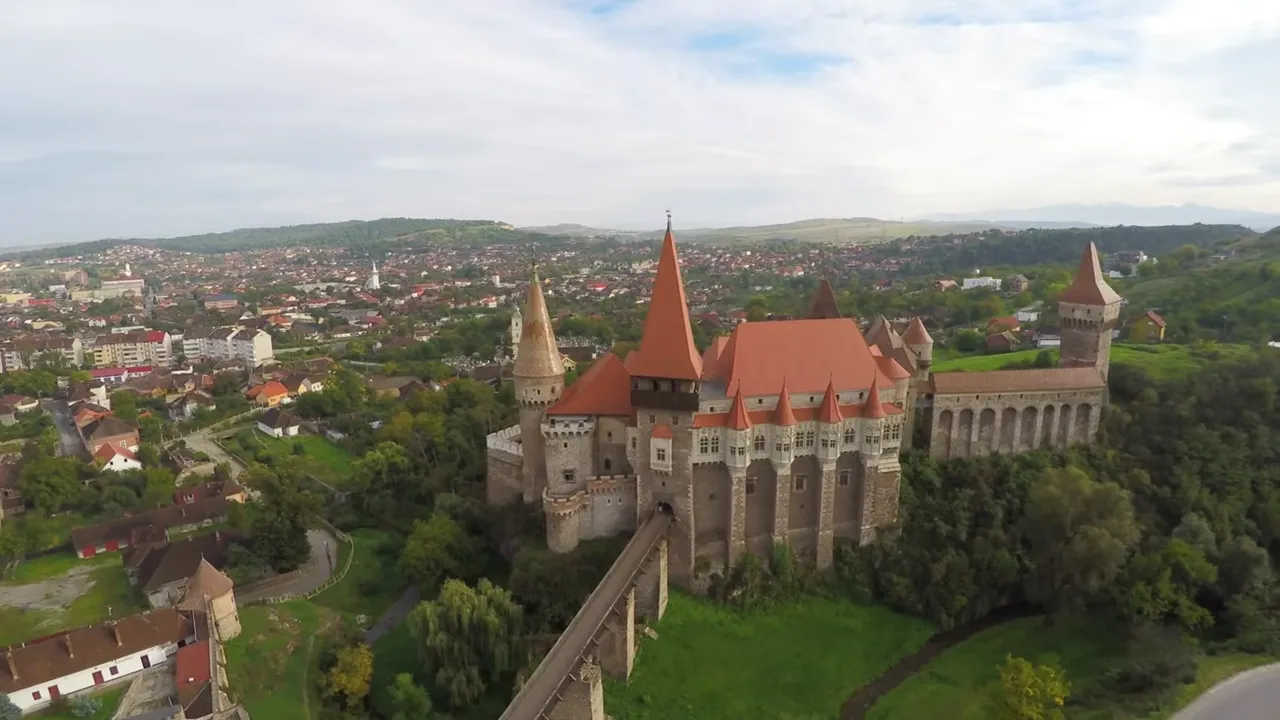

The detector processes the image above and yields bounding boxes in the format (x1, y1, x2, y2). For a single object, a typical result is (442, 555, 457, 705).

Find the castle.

(486, 219, 1118, 585)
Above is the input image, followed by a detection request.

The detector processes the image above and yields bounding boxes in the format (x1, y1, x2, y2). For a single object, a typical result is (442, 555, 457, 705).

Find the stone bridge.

(500, 506, 674, 720)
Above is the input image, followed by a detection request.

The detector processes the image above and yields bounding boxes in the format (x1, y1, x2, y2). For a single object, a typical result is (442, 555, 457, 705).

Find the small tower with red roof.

(512, 264, 565, 504)
(1059, 242, 1122, 380)
(769, 378, 797, 545)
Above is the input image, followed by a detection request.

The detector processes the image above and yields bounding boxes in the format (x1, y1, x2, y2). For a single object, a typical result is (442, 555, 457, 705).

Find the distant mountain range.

(519, 218, 1008, 245)
(925, 204, 1280, 232)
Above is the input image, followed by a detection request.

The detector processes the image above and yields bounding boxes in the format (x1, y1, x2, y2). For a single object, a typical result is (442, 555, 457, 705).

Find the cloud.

(1, 0, 1278, 244)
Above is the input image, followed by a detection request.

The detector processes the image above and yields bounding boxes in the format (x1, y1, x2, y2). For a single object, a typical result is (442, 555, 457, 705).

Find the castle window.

(843, 427, 856, 444)
(656, 447, 667, 462)
(754, 435, 766, 451)
(804, 430, 816, 448)
(563, 470, 576, 484)
(839, 470, 852, 487)
(709, 435, 720, 453)
(699, 435, 710, 454)
(604, 458, 612, 471)
(746, 477, 757, 495)
(784, 442, 791, 452)
(775, 442, 782, 452)
(672, 416, 679, 426)
(607, 431, 613, 440)
(631, 437, 636, 450)
(794, 474, 807, 492)
(563, 442, 568, 448)
(649, 414, 655, 424)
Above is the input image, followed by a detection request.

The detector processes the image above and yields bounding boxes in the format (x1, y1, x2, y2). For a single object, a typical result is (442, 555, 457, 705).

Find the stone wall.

(928, 387, 1106, 461)
(485, 426, 524, 506)
(633, 405, 697, 586)
(586, 476, 637, 538)
(595, 416, 632, 476)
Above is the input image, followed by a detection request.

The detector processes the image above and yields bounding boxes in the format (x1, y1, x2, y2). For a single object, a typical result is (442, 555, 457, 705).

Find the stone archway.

(1057, 404, 1071, 447)
(977, 408, 996, 455)
(1019, 406, 1037, 451)
(998, 408, 1017, 453)
(1074, 404, 1092, 443)
(1040, 405, 1056, 448)
(934, 410, 953, 458)
(743, 459, 776, 554)
(956, 409, 974, 458)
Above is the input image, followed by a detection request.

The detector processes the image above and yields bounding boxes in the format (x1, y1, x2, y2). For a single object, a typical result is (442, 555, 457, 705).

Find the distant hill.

(521, 217, 1008, 245)
(926, 204, 1280, 231)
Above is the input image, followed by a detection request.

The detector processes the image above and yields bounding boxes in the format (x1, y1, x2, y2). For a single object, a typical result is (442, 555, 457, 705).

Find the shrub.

(70, 695, 103, 718)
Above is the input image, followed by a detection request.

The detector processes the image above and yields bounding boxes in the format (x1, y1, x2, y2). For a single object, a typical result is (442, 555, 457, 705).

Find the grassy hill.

(932, 343, 1257, 381)
(523, 217, 1008, 245)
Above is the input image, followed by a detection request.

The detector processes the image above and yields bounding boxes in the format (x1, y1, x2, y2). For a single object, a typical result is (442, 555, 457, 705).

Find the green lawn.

(606, 593, 935, 720)
(224, 600, 336, 720)
(867, 615, 1127, 720)
(931, 343, 1254, 381)
(239, 431, 359, 490)
(311, 529, 405, 618)
(0, 554, 146, 646)
(33, 687, 125, 719)
(2, 551, 116, 585)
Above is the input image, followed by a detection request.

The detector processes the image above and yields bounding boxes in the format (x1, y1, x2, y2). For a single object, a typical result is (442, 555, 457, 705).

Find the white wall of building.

(8, 644, 173, 713)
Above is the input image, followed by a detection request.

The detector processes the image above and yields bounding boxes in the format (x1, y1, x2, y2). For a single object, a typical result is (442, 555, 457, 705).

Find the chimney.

(109, 621, 122, 647)
(3, 651, 16, 680)
(64, 635, 74, 658)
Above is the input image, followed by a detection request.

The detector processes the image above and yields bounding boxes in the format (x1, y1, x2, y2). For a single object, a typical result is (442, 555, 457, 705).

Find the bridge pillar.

(597, 588, 636, 681)
(728, 468, 747, 567)
(817, 462, 837, 569)
(547, 660, 605, 720)
(634, 538, 668, 623)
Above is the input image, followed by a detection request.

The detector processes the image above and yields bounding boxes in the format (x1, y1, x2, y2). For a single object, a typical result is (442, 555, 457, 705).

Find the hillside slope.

(524, 217, 1007, 244)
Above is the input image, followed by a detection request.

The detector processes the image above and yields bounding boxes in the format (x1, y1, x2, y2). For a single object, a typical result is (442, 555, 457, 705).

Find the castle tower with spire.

(512, 266, 565, 504)
(1059, 242, 1121, 381)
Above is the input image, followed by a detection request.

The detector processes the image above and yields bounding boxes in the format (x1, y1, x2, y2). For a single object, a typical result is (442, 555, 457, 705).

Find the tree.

(994, 655, 1069, 720)
(1020, 467, 1140, 620)
(407, 578, 524, 709)
(0, 693, 19, 720)
(386, 673, 435, 720)
(323, 644, 374, 710)
(400, 512, 474, 590)
(19, 456, 82, 514)
(1117, 538, 1217, 631)
(243, 467, 320, 572)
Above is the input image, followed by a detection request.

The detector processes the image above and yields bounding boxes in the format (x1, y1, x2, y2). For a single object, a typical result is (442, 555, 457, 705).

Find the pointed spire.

(863, 382, 887, 420)
(1061, 242, 1122, 305)
(513, 264, 565, 378)
(774, 378, 797, 426)
(808, 279, 841, 319)
(727, 384, 752, 431)
(624, 214, 703, 381)
(819, 377, 842, 423)
(903, 316, 932, 345)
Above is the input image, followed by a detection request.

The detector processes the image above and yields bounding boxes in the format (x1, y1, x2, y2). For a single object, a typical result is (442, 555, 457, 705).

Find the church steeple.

(808, 279, 841, 319)
(513, 264, 563, 379)
(625, 213, 702, 381)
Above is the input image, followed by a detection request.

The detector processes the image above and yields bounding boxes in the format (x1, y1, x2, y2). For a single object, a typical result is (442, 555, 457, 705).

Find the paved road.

(363, 585, 421, 644)
(499, 509, 673, 720)
(1172, 663, 1280, 720)
(183, 427, 247, 479)
(236, 529, 338, 604)
(42, 399, 85, 458)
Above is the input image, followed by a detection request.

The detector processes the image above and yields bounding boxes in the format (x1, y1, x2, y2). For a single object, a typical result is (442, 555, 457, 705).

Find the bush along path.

(840, 604, 1036, 720)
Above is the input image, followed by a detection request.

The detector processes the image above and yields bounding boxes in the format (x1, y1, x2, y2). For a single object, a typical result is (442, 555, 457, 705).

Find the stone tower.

(808, 279, 841, 319)
(1059, 242, 1122, 381)
(624, 214, 703, 583)
(513, 266, 565, 503)
(178, 558, 241, 640)
(509, 305, 523, 359)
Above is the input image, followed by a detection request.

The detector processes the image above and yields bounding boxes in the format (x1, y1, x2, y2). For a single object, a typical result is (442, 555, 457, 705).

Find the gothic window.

(699, 435, 710, 454)
(631, 437, 636, 450)
(784, 442, 791, 452)
(838, 470, 852, 487)
(746, 477, 757, 495)
(603, 458, 612, 471)
(793, 474, 807, 492)
(754, 434, 766, 451)
(804, 429, 816, 447)
(843, 427, 856, 445)
(709, 434, 720, 453)
(563, 470, 576, 484)
(656, 447, 667, 462)
(821, 437, 831, 449)
(672, 416, 679, 426)
(649, 414, 655, 424)
(775, 442, 782, 452)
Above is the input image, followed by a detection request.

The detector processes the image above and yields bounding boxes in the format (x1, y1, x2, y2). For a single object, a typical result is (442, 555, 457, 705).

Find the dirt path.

(840, 605, 1035, 719)
(363, 586, 420, 645)
(301, 616, 339, 720)
(0, 564, 98, 612)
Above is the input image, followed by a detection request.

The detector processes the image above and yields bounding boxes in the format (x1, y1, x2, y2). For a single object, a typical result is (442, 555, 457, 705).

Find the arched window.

(843, 426, 856, 445)
(709, 434, 720, 453)
(699, 435, 710, 454)
(754, 434, 766, 451)
(804, 430, 816, 447)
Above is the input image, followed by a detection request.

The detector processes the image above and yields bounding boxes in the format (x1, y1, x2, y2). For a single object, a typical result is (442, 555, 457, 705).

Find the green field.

(0, 553, 146, 646)
(932, 343, 1255, 381)
(867, 615, 1126, 720)
(232, 431, 359, 489)
(606, 593, 934, 720)
(224, 600, 337, 720)
(33, 687, 125, 719)
(311, 529, 405, 618)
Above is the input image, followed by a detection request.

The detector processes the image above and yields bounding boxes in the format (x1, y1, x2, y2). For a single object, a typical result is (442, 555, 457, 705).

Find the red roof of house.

(1144, 310, 1166, 328)
(147, 331, 166, 342)
(876, 355, 912, 381)
(175, 641, 212, 688)
(248, 380, 288, 398)
(547, 353, 632, 417)
(903, 316, 932, 345)
(94, 444, 137, 462)
(625, 222, 703, 381)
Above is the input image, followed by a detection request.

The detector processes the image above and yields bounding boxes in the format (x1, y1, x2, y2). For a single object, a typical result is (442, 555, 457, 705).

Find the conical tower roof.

(808, 279, 841, 319)
(862, 381, 887, 420)
(903, 316, 932, 345)
(624, 215, 702, 381)
(178, 558, 234, 610)
(818, 378, 842, 423)
(774, 378, 797, 426)
(727, 385, 752, 431)
(513, 266, 564, 378)
(1061, 242, 1122, 306)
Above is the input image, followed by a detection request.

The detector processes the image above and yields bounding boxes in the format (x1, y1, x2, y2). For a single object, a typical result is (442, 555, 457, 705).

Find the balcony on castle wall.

(485, 425, 522, 456)
(542, 486, 588, 511)
(542, 416, 595, 436)
(818, 436, 840, 462)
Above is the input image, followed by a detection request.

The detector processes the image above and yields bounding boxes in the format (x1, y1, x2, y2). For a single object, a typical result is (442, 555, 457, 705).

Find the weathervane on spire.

(666, 208, 672, 231)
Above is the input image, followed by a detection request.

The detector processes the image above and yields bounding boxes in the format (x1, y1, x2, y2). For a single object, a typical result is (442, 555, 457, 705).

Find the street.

(182, 426, 247, 479)
(1173, 663, 1280, 720)
(41, 399, 85, 458)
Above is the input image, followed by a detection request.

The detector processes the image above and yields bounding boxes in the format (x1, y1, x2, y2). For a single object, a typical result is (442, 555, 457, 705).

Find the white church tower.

(365, 261, 381, 291)
(509, 305, 522, 360)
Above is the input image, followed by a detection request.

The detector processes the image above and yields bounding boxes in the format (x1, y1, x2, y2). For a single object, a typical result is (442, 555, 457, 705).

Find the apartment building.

(0, 335, 84, 371)
(99, 276, 146, 298)
(183, 327, 273, 368)
(93, 331, 172, 368)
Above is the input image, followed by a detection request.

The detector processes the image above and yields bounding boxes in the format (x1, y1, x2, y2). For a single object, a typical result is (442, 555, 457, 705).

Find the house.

(368, 375, 426, 400)
(95, 444, 143, 472)
(201, 294, 239, 311)
(73, 403, 113, 430)
(1035, 333, 1062, 349)
(0, 609, 199, 714)
(245, 380, 288, 407)
(278, 372, 315, 397)
(122, 531, 238, 608)
(70, 497, 231, 558)
(986, 316, 1021, 334)
(1015, 302, 1043, 324)
(174, 478, 246, 506)
(80, 415, 140, 455)
(962, 277, 1001, 290)
(934, 279, 959, 292)
(1004, 274, 1030, 294)
(168, 391, 216, 421)
(256, 407, 301, 438)
(1129, 310, 1167, 343)
(986, 330, 1019, 352)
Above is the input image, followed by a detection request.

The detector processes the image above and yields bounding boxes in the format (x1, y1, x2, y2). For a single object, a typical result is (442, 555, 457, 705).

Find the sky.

(2, 0, 1279, 244)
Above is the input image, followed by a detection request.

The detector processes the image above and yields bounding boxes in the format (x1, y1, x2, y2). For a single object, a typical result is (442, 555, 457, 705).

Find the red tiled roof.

(700, 336, 728, 372)
(651, 423, 673, 439)
(708, 318, 887, 396)
(547, 353, 632, 417)
(94, 444, 137, 461)
(876, 355, 912, 380)
(863, 381, 887, 420)
(1144, 310, 1166, 328)
(818, 379, 842, 423)
(773, 379, 797, 426)
(903, 316, 932, 345)
(808, 279, 841, 319)
(1061, 242, 1122, 305)
(513, 271, 564, 378)
(693, 400, 902, 428)
(726, 386, 752, 430)
(625, 222, 703, 381)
